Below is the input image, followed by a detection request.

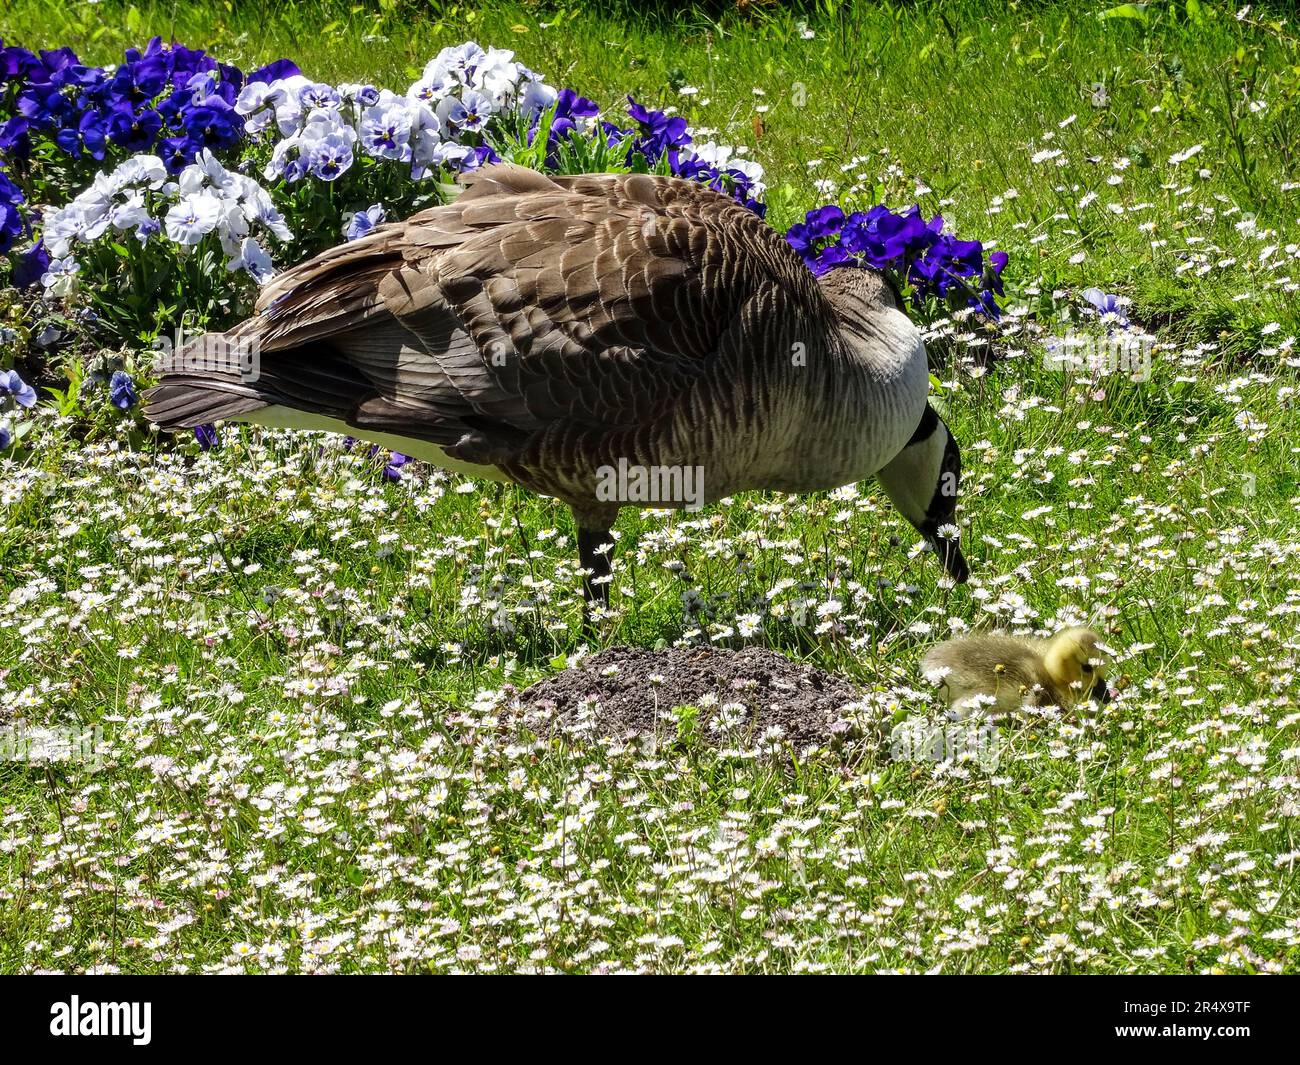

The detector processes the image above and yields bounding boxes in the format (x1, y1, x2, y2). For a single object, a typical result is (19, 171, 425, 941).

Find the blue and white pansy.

(239, 41, 557, 187)
(6, 37, 779, 327)
(1, 36, 776, 316)
(43, 149, 292, 284)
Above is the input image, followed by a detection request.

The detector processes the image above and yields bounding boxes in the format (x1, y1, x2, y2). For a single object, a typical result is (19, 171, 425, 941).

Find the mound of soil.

(511, 645, 879, 754)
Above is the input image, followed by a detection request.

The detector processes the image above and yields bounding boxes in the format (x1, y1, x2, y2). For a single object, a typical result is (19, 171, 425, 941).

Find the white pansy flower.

(164, 191, 223, 245)
(227, 238, 275, 283)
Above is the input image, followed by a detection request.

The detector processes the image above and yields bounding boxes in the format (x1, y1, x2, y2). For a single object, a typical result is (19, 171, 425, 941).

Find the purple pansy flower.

(344, 204, 386, 242)
(1, 369, 37, 408)
(383, 452, 411, 481)
(109, 370, 138, 410)
(1081, 287, 1129, 327)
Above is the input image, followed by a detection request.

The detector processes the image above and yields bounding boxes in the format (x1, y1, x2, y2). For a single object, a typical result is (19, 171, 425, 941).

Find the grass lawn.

(1, 0, 1299, 973)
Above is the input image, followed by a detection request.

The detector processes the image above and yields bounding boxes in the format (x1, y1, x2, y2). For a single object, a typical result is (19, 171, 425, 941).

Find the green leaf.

(1100, 3, 1149, 20)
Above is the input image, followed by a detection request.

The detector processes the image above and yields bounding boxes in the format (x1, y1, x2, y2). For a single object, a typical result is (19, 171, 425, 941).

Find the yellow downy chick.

(920, 627, 1111, 716)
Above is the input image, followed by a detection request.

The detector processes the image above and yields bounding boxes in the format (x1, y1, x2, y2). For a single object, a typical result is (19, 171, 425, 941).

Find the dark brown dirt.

(511, 645, 879, 755)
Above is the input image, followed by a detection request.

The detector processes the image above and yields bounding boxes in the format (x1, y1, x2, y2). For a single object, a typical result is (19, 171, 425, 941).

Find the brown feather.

(146, 162, 919, 529)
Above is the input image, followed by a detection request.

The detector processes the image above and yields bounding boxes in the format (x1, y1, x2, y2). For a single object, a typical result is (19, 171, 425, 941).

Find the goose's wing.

(234, 164, 826, 456)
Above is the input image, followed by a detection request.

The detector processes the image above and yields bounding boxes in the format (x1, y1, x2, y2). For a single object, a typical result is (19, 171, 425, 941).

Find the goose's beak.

(1090, 677, 1111, 703)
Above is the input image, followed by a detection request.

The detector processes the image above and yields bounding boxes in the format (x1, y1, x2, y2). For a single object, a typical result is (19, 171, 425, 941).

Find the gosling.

(921, 627, 1111, 716)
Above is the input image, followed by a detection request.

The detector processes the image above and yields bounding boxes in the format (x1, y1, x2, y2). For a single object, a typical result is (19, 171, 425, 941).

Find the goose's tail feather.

(143, 331, 269, 429)
(144, 330, 369, 430)
(143, 376, 268, 429)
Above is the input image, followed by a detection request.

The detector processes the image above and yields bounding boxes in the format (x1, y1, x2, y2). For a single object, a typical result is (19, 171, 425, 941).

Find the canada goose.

(921, 627, 1111, 716)
(145, 163, 968, 607)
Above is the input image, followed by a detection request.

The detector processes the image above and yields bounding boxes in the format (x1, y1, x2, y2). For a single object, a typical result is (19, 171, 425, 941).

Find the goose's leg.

(577, 527, 615, 611)
(510, 502, 538, 583)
